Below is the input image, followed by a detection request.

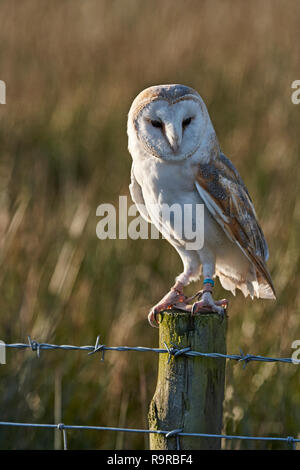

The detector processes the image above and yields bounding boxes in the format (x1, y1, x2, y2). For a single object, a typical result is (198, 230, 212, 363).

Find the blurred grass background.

(0, 0, 299, 450)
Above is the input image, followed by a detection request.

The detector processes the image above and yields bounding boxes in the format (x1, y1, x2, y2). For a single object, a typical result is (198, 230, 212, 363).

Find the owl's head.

(128, 84, 217, 162)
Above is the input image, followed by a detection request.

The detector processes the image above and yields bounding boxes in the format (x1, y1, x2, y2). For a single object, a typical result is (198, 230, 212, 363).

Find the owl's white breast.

(132, 145, 214, 245)
(131, 144, 240, 252)
(133, 145, 196, 203)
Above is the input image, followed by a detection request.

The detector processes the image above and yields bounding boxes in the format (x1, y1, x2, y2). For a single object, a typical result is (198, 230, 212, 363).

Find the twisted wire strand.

(2, 336, 299, 366)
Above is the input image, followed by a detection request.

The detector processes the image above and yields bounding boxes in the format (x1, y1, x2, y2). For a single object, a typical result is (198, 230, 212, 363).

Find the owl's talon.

(216, 299, 228, 309)
(185, 290, 204, 303)
(148, 284, 189, 327)
(191, 292, 228, 317)
(148, 308, 160, 328)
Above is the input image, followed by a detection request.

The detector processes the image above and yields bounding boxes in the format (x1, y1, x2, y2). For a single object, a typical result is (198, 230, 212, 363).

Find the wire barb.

(238, 349, 255, 369)
(88, 335, 106, 361)
(27, 336, 41, 358)
(164, 341, 192, 363)
(170, 342, 192, 357)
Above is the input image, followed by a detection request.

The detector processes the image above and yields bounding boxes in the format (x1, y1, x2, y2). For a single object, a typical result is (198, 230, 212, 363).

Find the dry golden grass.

(0, 0, 299, 449)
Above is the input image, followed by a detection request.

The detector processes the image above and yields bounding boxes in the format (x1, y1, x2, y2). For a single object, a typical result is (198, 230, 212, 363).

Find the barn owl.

(127, 84, 276, 327)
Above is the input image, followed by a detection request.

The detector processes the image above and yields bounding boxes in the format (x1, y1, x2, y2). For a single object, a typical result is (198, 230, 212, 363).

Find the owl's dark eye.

(182, 117, 192, 127)
(151, 120, 163, 128)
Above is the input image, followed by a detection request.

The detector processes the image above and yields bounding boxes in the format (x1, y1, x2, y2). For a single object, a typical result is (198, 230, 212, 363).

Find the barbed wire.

(0, 421, 298, 450)
(2, 335, 299, 367)
(1, 336, 300, 450)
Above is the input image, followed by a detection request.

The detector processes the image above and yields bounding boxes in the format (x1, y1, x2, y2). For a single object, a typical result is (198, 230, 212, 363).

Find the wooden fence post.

(148, 310, 227, 450)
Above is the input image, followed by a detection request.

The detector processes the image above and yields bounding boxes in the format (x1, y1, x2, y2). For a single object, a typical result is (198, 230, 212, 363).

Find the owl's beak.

(165, 123, 182, 153)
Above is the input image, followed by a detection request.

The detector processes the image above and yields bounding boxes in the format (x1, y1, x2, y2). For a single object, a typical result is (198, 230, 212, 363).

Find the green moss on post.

(148, 310, 227, 450)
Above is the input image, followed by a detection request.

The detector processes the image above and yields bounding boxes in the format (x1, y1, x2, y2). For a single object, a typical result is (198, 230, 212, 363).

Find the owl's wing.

(129, 166, 152, 223)
(195, 152, 276, 299)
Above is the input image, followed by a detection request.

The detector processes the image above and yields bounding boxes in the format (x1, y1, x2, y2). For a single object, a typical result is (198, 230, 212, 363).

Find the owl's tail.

(216, 269, 276, 300)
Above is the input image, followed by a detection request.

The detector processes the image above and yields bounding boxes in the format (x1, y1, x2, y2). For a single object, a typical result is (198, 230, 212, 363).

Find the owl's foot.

(148, 282, 188, 327)
(190, 278, 228, 318)
(191, 291, 228, 318)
